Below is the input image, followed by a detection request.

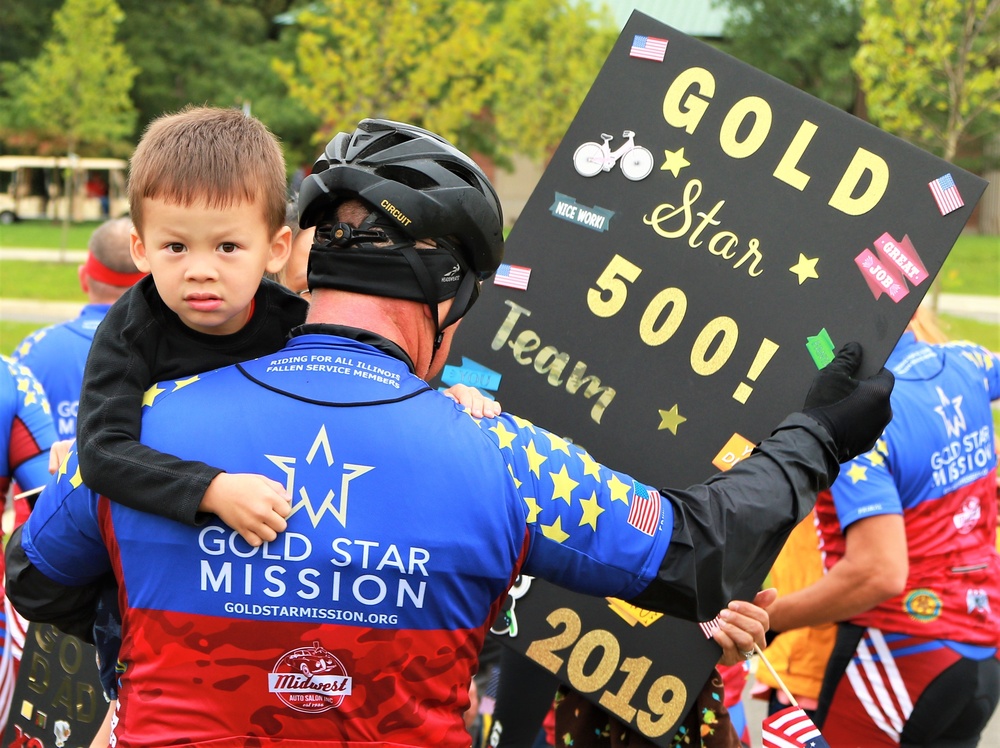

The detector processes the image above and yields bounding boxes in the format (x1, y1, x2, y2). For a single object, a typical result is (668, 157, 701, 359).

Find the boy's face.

(130, 196, 291, 335)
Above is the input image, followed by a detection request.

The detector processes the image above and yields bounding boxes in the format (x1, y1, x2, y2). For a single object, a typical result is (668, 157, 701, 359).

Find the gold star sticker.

(544, 431, 572, 454)
(789, 254, 820, 285)
(173, 375, 200, 391)
(578, 492, 605, 531)
(607, 473, 631, 503)
(550, 464, 580, 505)
(577, 451, 601, 480)
(508, 464, 522, 490)
(142, 382, 166, 408)
(523, 439, 548, 478)
(846, 463, 868, 483)
(524, 496, 542, 524)
(866, 450, 885, 467)
(660, 147, 691, 177)
(541, 516, 570, 543)
(658, 405, 686, 434)
(69, 464, 83, 489)
(490, 421, 517, 450)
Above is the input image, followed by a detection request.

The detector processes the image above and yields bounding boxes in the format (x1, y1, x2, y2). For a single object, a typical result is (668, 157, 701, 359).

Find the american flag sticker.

(698, 617, 722, 639)
(928, 173, 964, 215)
(493, 263, 532, 291)
(627, 481, 661, 536)
(629, 34, 668, 62)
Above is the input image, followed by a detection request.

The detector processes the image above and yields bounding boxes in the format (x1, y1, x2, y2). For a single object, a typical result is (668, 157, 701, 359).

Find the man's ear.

(129, 227, 151, 273)
(266, 225, 293, 275)
(77, 264, 90, 294)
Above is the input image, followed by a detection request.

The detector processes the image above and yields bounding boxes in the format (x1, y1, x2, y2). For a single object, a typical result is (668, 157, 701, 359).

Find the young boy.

(77, 106, 307, 545)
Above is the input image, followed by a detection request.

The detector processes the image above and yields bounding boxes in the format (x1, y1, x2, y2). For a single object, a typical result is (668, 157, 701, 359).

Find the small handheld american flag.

(762, 705, 830, 748)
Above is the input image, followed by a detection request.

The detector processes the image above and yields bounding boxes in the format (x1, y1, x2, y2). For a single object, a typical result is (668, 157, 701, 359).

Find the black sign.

(444, 10, 987, 745)
(2, 625, 103, 748)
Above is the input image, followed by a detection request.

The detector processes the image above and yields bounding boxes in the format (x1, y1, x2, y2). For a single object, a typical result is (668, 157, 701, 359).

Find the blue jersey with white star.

(12, 304, 110, 439)
(20, 333, 673, 745)
(817, 332, 1000, 642)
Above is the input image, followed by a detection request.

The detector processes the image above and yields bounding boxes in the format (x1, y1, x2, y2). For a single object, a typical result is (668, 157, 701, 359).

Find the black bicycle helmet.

(298, 118, 504, 279)
(297, 119, 505, 351)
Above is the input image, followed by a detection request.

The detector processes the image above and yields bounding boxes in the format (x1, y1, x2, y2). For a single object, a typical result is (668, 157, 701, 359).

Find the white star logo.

(933, 386, 965, 438)
(266, 425, 374, 528)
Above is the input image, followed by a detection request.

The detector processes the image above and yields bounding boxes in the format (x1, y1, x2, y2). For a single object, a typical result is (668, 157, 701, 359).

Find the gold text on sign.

(661, 66, 889, 216)
(491, 300, 617, 424)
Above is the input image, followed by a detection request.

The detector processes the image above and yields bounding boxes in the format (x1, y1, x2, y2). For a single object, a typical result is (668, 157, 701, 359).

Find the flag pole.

(754, 643, 800, 708)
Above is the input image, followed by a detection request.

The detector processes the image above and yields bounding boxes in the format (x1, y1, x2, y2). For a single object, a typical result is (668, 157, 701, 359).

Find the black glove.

(802, 342, 894, 462)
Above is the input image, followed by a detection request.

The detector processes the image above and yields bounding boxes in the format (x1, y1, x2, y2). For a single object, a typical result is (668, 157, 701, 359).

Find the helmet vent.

(374, 164, 437, 190)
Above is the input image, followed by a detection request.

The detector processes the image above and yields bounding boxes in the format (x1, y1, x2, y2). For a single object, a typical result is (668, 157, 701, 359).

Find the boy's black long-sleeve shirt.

(76, 275, 308, 525)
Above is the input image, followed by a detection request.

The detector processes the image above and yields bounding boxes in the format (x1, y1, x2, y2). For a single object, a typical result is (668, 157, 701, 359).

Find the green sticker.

(806, 328, 836, 369)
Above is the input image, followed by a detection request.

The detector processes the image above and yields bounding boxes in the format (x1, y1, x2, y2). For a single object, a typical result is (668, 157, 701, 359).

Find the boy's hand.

(48, 439, 74, 474)
(443, 383, 502, 419)
(200, 473, 292, 547)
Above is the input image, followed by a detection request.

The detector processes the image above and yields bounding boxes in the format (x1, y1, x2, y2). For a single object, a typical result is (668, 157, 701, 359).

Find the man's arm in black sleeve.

(76, 288, 222, 525)
(4, 526, 101, 643)
(628, 413, 837, 621)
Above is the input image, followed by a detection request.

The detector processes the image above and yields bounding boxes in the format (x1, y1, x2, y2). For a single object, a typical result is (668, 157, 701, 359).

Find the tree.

(719, 0, 862, 112)
(274, 0, 617, 165)
(854, 0, 1000, 162)
(492, 0, 618, 162)
(14, 0, 138, 157)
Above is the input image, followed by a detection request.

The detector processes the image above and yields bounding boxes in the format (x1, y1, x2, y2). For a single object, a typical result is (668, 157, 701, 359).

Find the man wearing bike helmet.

(8, 119, 893, 748)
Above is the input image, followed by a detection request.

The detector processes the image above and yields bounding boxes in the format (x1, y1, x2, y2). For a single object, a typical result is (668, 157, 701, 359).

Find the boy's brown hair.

(128, 106, 287, 235)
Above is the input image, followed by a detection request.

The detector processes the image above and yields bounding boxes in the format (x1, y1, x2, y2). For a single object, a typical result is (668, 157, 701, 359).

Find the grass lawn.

(0, 261, 86, 301)
(0, 220, 105, 250)
(0, 320, 43, 357)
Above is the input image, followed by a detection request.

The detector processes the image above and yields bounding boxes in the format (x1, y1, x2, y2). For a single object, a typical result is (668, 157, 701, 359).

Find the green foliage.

(491, 0, 618, 161)
(12, 0, 138, 156)
(275, 0, 617, 164)
(855, 0, 1000, 160)
(719, 0, 862, 111)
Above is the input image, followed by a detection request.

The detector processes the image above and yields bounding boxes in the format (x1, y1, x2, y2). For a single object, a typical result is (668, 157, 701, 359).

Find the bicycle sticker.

(573, 130, 654, 181)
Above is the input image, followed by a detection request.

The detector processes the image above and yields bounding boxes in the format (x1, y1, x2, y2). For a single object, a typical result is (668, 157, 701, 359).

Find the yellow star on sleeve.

(578, 492, 604, 531)
(16, 378, 29, 393)
(23, 390, 37, 406)
(172, 375, 200, 391)
(142, 382, 167, 408)
(512, 415, 536, 432)
(550, 464, 580, 505)
(57, 451, 72, 479)
(866, 450, 885, 467)
(523, 439, 548, 478)
(790, 254, 820, 285)
(490, 421, 517, 450)
(846, 463, 868, 483)
(544, 431, 572, 454)
(524, 497, 542, 524)
(607, 473, 631, 504)
(577, 451, 601, 480)
(69, 464, 84, 489)
(508, 464, 522, 490)
(541, 517, 570, 543)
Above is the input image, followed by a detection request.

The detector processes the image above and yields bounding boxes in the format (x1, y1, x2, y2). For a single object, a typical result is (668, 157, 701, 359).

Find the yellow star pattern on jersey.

(550, 465, 580, 505)
(846, 463, 868, 483)
(490, 421, 517, 450)
(523, 439, 547, 478)
(607, 473, 631, 503)
(578, 492, 605, 531)
(143, 382, 167, 408)
(541, 516, 570, 543)
(173, 375, 201, 391)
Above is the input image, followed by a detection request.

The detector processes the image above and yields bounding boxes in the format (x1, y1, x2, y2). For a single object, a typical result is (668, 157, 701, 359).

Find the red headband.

(84, 252, 147, 287)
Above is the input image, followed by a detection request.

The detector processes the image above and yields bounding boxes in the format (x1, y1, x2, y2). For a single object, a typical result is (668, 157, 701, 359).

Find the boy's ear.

(266, 225, 293, 275)
(129, 227, 152, 273)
